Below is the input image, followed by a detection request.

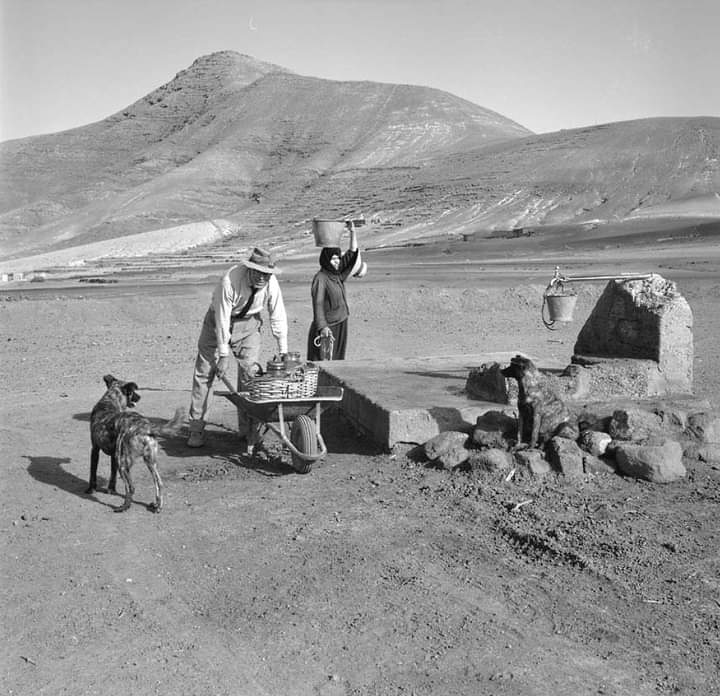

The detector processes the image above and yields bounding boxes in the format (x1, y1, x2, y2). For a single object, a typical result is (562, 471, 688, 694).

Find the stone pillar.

(573, 274, 693, 394)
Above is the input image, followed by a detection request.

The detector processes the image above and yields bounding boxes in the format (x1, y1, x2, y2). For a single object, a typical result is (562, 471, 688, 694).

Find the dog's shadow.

(24, 455, 118, 510)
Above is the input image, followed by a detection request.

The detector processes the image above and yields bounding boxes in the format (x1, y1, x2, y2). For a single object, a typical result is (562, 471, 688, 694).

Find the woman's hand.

(346, 220, 358, 251)
(320, 327, 332, 338)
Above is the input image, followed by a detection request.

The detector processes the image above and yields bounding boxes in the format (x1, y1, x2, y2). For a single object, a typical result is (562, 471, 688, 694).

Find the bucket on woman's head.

(545, 293, 577, 322)
(312, 219, 346, 247)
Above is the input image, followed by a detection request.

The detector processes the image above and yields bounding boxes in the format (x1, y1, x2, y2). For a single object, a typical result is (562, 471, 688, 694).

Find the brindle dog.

(501, 355, 579, 448)
(88, 374, 163, 513)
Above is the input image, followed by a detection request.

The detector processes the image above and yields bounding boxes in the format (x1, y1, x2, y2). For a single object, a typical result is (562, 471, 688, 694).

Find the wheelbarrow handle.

(219, 373, 240, 394)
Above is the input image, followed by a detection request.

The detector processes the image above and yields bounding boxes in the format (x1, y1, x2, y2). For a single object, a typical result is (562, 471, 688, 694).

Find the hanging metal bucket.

(312, 219, 346, 247)
(545, 293, 577, 322)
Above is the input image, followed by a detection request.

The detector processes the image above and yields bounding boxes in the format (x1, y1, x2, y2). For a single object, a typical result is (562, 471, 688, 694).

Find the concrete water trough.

(318, 352, 565, 450)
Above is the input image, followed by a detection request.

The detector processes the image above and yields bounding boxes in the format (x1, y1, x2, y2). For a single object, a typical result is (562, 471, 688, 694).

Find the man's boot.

(187, 419, 206, 448)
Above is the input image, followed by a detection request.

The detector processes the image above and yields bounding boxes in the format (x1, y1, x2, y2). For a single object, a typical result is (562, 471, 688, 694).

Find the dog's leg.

(87, 446, 100, 493)
(516, 410, 524, 445)
(114, 461, 134, 513)
(144, 439, 163, 513)
(530, 410, 541, 448)
(108, 455, 118, 494)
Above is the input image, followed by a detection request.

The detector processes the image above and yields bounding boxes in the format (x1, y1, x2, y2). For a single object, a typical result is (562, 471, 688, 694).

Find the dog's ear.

(103, 374, 117, 388)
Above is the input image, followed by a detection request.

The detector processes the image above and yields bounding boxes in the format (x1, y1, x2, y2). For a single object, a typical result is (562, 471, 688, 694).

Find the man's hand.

(215, 355, 232, 379)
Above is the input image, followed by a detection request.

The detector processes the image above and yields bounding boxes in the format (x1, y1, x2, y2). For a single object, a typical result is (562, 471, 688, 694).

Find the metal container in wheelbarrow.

(217, 375, 343, 473)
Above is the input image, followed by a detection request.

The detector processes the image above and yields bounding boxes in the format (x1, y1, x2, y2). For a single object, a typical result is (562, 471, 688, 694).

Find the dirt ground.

(2, 237, 720, 696)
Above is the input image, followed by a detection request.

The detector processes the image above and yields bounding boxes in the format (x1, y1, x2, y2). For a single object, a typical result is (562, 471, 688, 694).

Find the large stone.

(683, 411, 720, 463)
(465, 362, 509, 403)
(578, 430, 612, 456)
(424, 431, 469, 469)
(546, 437, 585, 477)
(471, 411, 516, 449)
(583, 454, 616, 475)
(685, 411, 720, 445)
(514, 449, 551, 476)
(614, 439, 686, 483)
(467, 448, 513, 472)
(573, 275, 693, 395)
(608, 408, 665, 442)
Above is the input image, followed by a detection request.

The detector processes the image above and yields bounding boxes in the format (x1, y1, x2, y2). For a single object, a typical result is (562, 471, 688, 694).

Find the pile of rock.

(422, 399, 720, 484)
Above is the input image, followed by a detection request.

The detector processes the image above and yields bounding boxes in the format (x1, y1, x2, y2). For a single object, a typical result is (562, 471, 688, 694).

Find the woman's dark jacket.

(311, 247, 359, 329)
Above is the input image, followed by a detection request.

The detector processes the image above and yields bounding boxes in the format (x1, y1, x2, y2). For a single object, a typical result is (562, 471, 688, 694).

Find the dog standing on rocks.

(88, 374, 181, 513)
(501, 355, 579, 448)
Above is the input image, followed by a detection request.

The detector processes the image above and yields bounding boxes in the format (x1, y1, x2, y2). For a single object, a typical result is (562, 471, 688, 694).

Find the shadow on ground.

(24, 455, 118, 510)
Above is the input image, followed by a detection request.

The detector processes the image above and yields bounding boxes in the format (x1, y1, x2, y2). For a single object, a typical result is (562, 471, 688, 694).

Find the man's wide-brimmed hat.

(241, 247, 282, 274)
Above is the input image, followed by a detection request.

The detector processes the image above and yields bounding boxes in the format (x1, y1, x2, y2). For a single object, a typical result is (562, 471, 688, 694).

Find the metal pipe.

(548, 265, 653, 287)
(557, 273, 654, 283)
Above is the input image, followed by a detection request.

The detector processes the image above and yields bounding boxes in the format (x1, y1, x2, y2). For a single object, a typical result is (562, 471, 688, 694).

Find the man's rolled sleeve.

(212, 277, 234, 357)
(266, 276, 288, 354)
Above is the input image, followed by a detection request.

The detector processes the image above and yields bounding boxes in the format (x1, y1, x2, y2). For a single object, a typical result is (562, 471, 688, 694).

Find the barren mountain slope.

(0, 51, 529, 258)
(207, 116, 720, 252)
(340, 116, 720, 232)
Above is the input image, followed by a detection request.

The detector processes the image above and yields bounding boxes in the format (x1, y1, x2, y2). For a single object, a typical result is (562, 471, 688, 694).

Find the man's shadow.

(24, 455, 117, 510)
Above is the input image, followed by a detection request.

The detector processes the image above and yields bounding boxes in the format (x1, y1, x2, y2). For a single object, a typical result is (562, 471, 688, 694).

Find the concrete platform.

(318, 353, 565, 449)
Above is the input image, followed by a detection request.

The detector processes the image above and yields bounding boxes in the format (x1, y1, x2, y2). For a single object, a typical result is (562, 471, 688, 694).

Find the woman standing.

(306, 221, 364, 360)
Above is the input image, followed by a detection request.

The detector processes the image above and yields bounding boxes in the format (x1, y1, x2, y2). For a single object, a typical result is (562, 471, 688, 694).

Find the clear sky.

(1, 0, 718, 142)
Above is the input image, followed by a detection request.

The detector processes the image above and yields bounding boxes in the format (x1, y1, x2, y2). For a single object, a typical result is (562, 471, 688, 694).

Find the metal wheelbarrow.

(216, 375, 344, 473)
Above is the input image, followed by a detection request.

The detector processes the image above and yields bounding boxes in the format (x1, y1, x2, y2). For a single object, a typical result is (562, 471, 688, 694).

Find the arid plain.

(2, 221, 720, 696)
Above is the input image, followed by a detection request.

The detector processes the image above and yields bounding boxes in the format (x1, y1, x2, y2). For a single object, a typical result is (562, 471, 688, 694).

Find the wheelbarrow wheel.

(290, 415, 317, 473)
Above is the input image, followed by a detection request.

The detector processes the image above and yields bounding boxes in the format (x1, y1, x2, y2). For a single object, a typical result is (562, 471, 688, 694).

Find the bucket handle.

(313, 331, 335, 360)
(541, 294, 557, 331)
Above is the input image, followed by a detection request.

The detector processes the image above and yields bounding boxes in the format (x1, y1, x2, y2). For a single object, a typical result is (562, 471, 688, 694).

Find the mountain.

(374, 116, 720, 229)
(0, 51, 718, 269)
(0, 51, 529, 260)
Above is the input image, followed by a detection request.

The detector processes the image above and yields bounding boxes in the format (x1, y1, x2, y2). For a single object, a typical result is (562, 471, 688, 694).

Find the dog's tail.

(157, 407, 188, 437)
